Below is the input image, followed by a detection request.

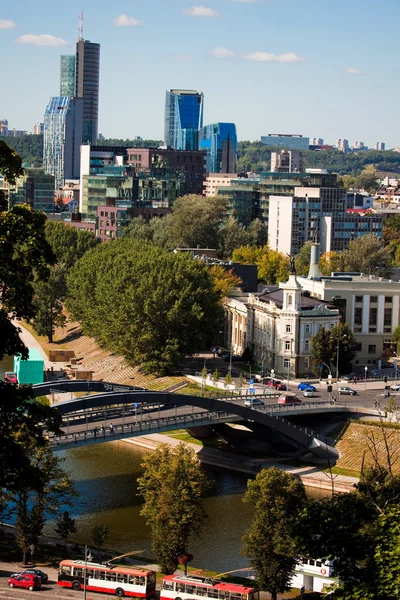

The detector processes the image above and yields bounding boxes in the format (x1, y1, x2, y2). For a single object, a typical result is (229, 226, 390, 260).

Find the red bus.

(161, 575, 258, 600)
(58, 559, 156, 598)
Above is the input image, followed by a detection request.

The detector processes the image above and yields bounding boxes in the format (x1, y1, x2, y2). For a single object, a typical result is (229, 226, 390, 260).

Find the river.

(44, 441, 329, 573)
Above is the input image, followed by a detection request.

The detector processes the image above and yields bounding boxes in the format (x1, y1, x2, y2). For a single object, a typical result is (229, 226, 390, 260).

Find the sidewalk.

(123, 433, 358, 493)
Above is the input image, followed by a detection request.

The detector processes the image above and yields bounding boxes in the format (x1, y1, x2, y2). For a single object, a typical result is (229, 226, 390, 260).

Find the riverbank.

(123, 433, 358, 494)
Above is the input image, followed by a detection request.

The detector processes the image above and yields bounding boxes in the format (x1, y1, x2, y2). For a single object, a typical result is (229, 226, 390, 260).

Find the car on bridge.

(298, 382, 316, 391)
(391, 384, 400, 391)
(302, 389, 315, 398)
(244, 398, 265, 407)
(4, 371, 18, 384)
(338, 386, 358, 395)
(278, 394, 302, 404)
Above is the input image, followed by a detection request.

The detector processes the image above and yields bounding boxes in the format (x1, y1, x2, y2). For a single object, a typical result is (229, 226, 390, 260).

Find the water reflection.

(45, 441, 330, 573)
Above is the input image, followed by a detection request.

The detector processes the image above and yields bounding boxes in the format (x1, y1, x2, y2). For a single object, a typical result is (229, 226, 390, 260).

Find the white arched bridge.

(33, 380, 377, 460)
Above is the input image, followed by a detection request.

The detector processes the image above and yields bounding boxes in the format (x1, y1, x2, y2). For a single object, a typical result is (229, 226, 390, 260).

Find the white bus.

(161, 575, 259, 600)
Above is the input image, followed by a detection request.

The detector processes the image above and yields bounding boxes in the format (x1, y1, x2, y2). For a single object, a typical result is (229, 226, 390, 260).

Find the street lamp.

(364, 366, 368, 390)
(336, 334, 347, 387)
(83, 545, 93, 600)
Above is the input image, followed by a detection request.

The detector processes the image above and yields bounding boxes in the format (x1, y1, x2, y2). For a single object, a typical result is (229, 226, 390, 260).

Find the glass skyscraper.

(199, 122, 237, 173)
(43, 97, 83, 188)
(75, 39, 100, 145)
(164, 89, 204, 150)
(60, 55, 75, 97)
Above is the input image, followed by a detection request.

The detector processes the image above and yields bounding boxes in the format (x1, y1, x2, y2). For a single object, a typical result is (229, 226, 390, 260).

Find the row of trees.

(122, 195, 268, 258)
(137, 432, 400, 600)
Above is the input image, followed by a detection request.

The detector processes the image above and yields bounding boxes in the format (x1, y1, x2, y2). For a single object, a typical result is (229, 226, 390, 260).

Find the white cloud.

(346, 67, 362, 75)
(113, 14, 141, 27)
(182, 6, 219, 17)
(0, 19, 15, 29)
(209, 47, 235, 58)
(169, 53, 190, 61)
(244, 51, 303, 63)
(14, 33, 67, 46)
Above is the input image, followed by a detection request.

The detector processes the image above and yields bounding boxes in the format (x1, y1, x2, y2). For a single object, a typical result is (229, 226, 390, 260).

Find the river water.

(44, 441, 328, 573)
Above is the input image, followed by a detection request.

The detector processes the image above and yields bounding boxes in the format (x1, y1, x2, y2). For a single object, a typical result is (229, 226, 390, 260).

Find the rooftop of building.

(257, 287, 336, 310)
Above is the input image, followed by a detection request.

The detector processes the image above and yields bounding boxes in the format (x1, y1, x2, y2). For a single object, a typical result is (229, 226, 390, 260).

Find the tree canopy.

(66, 239, 223, 374)
(311, 323, 356, 376)
(232, 244, 289, 284)
(137, 443, 210, 574)
(242, 467, 307, 600)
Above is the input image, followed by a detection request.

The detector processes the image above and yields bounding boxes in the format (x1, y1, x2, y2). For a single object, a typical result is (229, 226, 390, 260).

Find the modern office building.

(75, 39, 100, 144)
(199, 122, 237, 173)
(164, 89, 204, 151)
(60, 55, 76, 97)
(44, 97, 83, 188)
(270, 150, 303, 173)
(7, 169, 55, 212)
(260, 134, 309, 150)
(126, 147, 206, 195)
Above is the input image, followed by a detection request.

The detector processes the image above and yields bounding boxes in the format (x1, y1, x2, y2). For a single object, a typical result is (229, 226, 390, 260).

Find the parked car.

(391, 384, 400, 391)
(298, 382, 316, 391)
(20, 569, 48, 584)
(303, 389, 315, 398)
(343, 373, 361, 382)
(4, 371, 18, 384)
(8, 574, 41, 591)
(278, 394, 302, 404)
(338, 387, 358, 395)
(244, 398, 265, 407)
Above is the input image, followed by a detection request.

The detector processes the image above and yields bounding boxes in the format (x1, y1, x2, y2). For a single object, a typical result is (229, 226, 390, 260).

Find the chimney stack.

(308, 243, 321, 279)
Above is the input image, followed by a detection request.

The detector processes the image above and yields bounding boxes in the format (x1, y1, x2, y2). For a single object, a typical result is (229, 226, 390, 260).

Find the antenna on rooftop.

(78, 9, 84, 40)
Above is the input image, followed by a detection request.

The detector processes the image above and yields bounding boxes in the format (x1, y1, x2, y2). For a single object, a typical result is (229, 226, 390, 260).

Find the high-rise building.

(270, 150, 303, 173)
(33, 122, 44, 135)
(6, 169, 55, 212)
(44, 97, 83, 188)
(60, 55, 76, 97)
(164, 89, 204, 150)
(310, 137, 324, 146)
(376, 142, 386, 151)
(0, 119, 8, 136)
(260, 134, 309, 150)
(199, 122, 237, 173)
(336, 139, 349, 153)
(75, 39, 100, 144)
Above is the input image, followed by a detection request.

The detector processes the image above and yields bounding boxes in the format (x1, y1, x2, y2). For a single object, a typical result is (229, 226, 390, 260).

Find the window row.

(162, 582, 247, 600)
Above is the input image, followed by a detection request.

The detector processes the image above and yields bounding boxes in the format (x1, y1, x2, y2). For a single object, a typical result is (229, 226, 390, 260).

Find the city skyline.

(1, 0, 400, 146)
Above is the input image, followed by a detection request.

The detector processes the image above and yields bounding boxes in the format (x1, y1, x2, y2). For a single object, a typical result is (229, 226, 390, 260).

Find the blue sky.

(2, 0, 400, 146)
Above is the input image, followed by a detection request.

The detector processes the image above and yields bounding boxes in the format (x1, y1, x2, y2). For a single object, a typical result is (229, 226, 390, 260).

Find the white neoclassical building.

(224, 273, 340, 378)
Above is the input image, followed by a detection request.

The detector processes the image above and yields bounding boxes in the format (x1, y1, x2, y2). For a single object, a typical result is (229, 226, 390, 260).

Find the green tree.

(218, 217, 251, 259)
(232, 244, 289, 284)
(212, 369, 220, 382)
(295, 241, 312, 276)
(168, 194, 227, 249)
(121, 216, 153, 241)
(0, 204, 55, 360)
(31, 263, 68, 342)
(91, 524, 110, 551)
(55, 511, 77, 550)
(242, 467, 307, 600)
(224, 372, 232, 386)
(341, 234, 393, 277)
(319, 251, 345, 275)
(14, 444, 76, 563)
(45, 221, 99, 270)
(0, 139, 23, 184)
(310, 327, 332, 376)
(137, 443, 210, 574)
(247, 219, 269, 247)
(354, 166, 379, 194)
(66, 239, 223, 374)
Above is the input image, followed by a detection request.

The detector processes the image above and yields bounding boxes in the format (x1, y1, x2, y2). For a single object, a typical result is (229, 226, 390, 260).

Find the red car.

(278, 394, 302, 404)
(8, 574, 41, 591)
(4, 371, 18, 384)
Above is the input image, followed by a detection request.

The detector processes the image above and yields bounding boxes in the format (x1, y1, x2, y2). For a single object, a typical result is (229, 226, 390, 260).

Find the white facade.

(270, 150, 302, 173)
(298, 273, 400, 368)
(268, 195, 294, 254)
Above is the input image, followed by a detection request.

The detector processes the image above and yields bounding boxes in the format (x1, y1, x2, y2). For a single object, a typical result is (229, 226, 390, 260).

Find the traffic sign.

(250, 386, 255, 394)
(133, 402, 138, 408)
(250, 379, 254, 385)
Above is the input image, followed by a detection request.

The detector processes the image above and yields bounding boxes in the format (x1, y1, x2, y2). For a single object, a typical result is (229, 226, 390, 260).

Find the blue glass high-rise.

(199, 123, 237, 173)
(164, 89, 204, 150)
